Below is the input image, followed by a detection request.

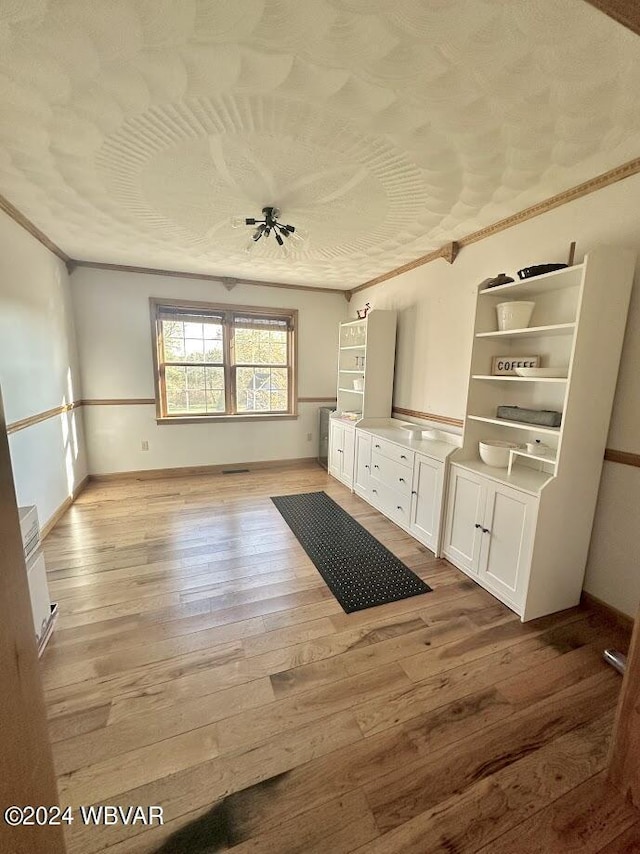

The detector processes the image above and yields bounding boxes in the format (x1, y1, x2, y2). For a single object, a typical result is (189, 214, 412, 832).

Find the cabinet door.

(410, 454, 444, 553)
(442, 467, 485, 575)
(341, 424, 355, 486)
(479, 484, 536, 608)
(354, 432, 372, 494)
(328, 422, 343, 477)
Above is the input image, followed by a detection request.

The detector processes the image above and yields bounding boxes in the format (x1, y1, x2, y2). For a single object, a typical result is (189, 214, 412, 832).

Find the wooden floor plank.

(597, 822, 640, 853)
(480, 771, 639, 853)
(63, 711, 364, 854)
(36, 463, 630, 853)
(53, 677, 274, 776)
(357, 711, 617, 854)
(364, 670, 620, 834)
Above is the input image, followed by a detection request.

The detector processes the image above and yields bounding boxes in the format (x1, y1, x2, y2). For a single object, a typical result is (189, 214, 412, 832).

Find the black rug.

(271, 491, 431, 613)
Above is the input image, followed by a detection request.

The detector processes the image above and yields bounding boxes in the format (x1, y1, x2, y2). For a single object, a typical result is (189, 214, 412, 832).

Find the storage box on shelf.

(329, 310, 397, 488)
(354, 419, 460, 554)
(443, 246, 636, 620)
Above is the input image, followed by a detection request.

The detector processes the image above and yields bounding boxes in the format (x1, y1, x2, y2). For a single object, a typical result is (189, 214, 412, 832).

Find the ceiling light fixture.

(231, 207, 304, 253)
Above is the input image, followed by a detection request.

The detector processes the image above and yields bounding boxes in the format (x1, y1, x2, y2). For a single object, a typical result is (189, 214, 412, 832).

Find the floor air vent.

(222, 468, 251, 475)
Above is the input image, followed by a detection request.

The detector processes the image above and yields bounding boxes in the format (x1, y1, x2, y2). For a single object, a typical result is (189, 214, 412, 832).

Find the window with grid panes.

(151, 300, 297, 419)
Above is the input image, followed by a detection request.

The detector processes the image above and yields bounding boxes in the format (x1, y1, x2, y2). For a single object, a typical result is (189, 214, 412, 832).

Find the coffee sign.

(491, 355, 540, 376)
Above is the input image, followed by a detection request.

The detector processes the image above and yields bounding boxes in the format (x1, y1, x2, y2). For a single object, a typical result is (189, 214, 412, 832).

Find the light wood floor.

(40, 462, 638, 853)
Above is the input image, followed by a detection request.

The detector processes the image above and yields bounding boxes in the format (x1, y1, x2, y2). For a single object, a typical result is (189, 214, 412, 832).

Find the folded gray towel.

(496, 406, 562, 427)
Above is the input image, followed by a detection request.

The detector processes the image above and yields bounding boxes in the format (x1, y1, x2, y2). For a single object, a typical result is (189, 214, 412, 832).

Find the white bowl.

(514, 367, 568, 378)
(479, 440, 519, 468)
(496, 301, 536, 331)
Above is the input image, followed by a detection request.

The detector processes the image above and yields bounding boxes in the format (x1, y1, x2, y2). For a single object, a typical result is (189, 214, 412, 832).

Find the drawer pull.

(365, 464, 370, 469)
(338, 449, 343, 454)
(411, 490, 417, 496)
(374, 464, 379, 469)
(475, 523, 482, 529)
(396, 505, 403, 511)
(482, 527, 491, 534)
(400, 454, 407, 459)
(372, 489, 377, 494)
(375, 444, 381, 448)
(399, 477, 405, 483)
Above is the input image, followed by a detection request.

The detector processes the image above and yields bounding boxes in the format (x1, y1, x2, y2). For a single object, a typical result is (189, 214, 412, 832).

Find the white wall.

(352, 174, 640, 618)
(0, 211, 87, 527)
(71, 268, 347, 474)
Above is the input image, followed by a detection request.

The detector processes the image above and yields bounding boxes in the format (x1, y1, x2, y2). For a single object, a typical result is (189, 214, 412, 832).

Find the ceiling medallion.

(232, 206, 305, 253)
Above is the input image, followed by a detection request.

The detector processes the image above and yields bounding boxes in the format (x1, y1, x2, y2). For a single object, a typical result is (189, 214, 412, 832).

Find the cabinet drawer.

(370, 437, 414, 468)
(370, 450, 412, 498)
(369, 481, 411, 524)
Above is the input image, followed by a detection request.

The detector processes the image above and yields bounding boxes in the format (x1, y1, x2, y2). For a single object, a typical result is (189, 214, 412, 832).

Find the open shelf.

(476, 323, 576, 339)
(339, 369, 365, 374)
(479, 264, 584, 299)
(471, 375, 568, 383)
(338, 387, 363, 394)
(508, 447, 557, 472)
(444, 248, 636, 620)
(467, 415, 561, 436)
(340, 345, 366, 350)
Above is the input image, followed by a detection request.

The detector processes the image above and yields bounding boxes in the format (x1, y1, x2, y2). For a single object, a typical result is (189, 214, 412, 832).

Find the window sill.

(156, 412, 299, 425)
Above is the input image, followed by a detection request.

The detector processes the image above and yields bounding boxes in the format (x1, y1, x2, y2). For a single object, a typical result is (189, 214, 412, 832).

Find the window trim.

(150, 297, 298, 423)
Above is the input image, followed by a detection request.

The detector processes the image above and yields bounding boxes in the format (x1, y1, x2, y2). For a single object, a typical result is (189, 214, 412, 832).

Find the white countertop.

(451, 458, 554, 495)
(356, 419, 460, 463)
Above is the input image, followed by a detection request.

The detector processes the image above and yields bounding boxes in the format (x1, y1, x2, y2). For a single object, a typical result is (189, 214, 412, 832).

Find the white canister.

(496, 301, 535, 331)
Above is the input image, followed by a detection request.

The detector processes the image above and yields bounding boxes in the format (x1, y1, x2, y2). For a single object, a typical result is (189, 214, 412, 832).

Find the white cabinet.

(443, 465, 536, 612)
(480, 483, 536, 608)
(353, 422, 458, 556)
(411, 454, 446, 554)
(444, 465, 542, 612)
(442, 466, 484, 574)
(354, 431, 372, 494)
(446, 246, 636, 620)
(369, 446, 413, 528)
(329, 420, 355, 487)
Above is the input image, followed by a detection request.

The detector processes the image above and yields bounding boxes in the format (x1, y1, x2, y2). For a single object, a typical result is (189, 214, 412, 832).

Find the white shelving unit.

(329, 311, 397, 488)
(442, 246, 636, 620)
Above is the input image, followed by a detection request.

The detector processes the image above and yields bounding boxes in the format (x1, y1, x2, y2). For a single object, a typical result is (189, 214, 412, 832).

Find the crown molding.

(3, 156, 640, 297)
(352, 156, 640, 295)
(0, 192, 69, 264)
(71, 260, 346, 298)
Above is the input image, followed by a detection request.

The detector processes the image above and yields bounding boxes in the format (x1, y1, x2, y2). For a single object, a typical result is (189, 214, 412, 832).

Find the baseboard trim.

(581, 591, 634, 635)
(89, 457, 320, 482)
(40, 475, 89, 541)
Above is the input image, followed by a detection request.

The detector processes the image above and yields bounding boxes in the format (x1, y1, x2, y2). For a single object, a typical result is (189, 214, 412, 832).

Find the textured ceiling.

(1, 0, 640, 288)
